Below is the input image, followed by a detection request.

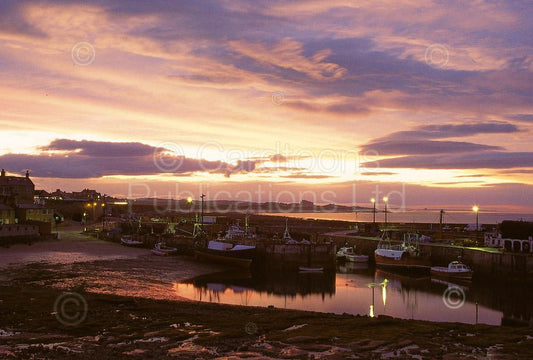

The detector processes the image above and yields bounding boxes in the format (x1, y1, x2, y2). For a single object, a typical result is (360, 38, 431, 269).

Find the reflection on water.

(174, 265, 517, 326)
(262, 211, 533, 225)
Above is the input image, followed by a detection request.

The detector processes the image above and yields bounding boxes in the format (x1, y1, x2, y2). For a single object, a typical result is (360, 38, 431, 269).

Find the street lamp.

(82, 211, 87, 231)
(370, 198, 376, 224)
(473, 205, 479, 231)
(101, 202, 106, 230)
(200, 194, 206, 228)
(383, 197, 388, 226)
(187, 196, 193, 220)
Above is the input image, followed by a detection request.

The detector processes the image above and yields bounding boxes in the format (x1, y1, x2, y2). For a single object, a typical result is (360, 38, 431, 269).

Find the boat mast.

(439, 209, 445, 241)
(283, 218, 292, 240)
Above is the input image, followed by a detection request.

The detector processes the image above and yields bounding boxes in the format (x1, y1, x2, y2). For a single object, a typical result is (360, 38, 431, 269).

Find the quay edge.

(322, 230, 533, 280)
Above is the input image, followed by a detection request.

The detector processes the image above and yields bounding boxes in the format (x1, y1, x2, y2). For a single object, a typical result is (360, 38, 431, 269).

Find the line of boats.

(374, 232, 473, 280)
(120, 235, 178, 256)
(120, 224, 473, 280)
(336, 232, 473, 280)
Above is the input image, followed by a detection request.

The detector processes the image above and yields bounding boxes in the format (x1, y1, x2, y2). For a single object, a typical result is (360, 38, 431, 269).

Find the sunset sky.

(0, 0, 532, 211)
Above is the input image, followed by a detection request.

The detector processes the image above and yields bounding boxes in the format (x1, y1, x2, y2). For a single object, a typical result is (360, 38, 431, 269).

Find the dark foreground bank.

(1, 282, 532, 359)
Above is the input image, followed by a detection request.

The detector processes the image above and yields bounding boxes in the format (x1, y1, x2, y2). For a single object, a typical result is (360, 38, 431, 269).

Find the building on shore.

(0, 169, 54, 240)
(0, 203, 16, 224)
(0, 169, 34, 205)
(484, 232, 533, 253)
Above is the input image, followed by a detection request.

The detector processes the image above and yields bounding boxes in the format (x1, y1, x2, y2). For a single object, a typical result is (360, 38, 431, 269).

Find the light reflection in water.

(173, 267, 504, 325)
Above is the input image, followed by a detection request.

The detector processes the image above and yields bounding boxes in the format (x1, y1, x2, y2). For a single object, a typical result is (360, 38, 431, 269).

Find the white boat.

(151, 242, 178, 256)
(120, 235, 143, 247)
(431, 261, 473, 280)
(194, 240, 256, 268)
(298, 266, 324, 273)
(337, 246, 368, 263)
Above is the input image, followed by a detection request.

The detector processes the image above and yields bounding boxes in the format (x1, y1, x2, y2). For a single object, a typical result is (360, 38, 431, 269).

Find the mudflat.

(0, 229, 531, 359)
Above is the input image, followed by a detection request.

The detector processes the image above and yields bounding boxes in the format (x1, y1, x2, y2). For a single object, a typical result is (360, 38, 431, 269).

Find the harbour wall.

(323, 232, 533, 279)
(256, 243, 337, 271)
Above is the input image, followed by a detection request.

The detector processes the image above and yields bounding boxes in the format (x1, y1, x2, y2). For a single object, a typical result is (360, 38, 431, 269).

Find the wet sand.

(0, 228, 532, 359)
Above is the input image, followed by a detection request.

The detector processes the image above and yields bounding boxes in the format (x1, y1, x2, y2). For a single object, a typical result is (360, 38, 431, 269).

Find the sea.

(257, 210, 533, 225)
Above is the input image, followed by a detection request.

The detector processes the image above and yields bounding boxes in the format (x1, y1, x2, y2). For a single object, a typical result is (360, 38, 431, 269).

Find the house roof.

(0, 176, 34, 186)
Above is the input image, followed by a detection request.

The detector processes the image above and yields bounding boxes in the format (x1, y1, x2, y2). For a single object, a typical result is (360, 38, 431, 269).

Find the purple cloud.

(364, 152, 533, 169)
(361, 140, 501, 155)
(1, 139, 258, 178)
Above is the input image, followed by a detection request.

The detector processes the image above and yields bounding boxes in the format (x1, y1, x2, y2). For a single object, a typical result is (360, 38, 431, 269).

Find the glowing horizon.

(0, 1, 531, 211)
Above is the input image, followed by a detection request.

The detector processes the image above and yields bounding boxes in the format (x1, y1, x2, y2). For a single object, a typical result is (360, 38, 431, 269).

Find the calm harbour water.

(259, 211, 533, 225)
(174, 264, 531, 326)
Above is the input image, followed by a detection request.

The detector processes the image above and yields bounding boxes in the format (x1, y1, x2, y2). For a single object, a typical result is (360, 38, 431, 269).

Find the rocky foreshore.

(0, 231, 532, 359)
(1, 262, 532, 360)
(1, 282, 532, 360)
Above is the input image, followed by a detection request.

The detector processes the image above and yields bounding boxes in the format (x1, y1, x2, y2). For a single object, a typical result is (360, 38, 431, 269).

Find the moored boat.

(194, 240, 256, 268)
(337, 246, 369, 263)
(151, 242, 178, 256)
(431, 261, 473, 280)
(298, 266, 324, 273)
(374, 232, 431, 273)
(120, 235, 143, 247)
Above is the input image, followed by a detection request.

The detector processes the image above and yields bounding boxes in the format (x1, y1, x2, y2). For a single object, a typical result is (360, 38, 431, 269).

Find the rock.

(279, 346, 309, 358)
(285, 336, 321, 343)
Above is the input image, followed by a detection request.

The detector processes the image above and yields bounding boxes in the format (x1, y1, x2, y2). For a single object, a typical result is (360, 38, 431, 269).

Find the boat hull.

(375, 253, 431, 273)
(194, 249, 253, 268)
(152, 249, 171, 256)
(346, 254, 369, 263)
(121, 240, 143, 247)
(298, 266, 324, 273)
(430, 268, 473, 280)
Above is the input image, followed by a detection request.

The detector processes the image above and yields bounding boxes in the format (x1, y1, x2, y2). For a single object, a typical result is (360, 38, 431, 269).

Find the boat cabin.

(448, 261, 469, 271)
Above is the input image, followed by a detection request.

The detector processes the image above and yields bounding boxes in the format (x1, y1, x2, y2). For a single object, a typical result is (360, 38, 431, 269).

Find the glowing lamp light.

(187, 196, 193, 203)
(370, 198, 375, 203)
(472, 205, 479, 213)
(383, 196, 388, 202)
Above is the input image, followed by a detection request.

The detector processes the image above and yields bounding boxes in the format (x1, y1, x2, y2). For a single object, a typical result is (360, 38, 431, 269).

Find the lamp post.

(86, 203, 92, 224)
(370, 198, 376, 224)
(101, 202, 106, 230)
(82, 211, 87, 232)
(200, 194, 205, 228)
(383, 197, 388, 226)
(473, 205, 479, 231)
(187, 196, 193, 220)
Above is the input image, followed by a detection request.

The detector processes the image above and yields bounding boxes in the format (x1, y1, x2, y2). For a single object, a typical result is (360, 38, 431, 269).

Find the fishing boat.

(431, 261, 473, 280)
(151, 241, 178, 256)
(194, 240, 256, 268)
(374, 232, 431, 273)
(120, 235, 143, 247)
(298, 266, 324, 273)
(336, 246, 368, 263)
